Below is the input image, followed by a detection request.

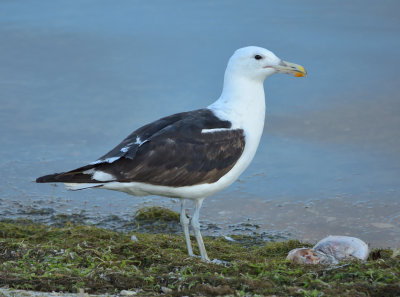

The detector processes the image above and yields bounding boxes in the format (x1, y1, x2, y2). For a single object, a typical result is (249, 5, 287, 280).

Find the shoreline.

(0, 208, 399, 296)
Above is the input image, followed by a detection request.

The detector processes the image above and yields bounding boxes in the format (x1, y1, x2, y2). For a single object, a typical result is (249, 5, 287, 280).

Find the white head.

(225, 46, 306, 82)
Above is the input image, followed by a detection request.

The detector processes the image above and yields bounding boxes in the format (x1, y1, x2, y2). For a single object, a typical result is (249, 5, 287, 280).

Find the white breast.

(205, 79, 266, 194)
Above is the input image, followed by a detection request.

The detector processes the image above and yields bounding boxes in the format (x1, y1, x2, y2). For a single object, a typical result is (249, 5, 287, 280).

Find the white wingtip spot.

(201, 128, 230, 134)
(90, 157, 120, 165)
(83, 169, 115, 182)
(120, 136, 148, 153)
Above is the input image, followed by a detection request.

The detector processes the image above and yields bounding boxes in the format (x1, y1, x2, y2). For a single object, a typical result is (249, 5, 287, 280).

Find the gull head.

(226, 46, 307, 82)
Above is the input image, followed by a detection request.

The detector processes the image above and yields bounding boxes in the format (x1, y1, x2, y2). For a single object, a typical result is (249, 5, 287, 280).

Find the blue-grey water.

(1, 0, 399, 247)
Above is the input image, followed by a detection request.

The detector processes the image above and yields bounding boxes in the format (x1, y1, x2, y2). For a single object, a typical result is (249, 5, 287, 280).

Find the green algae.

(134, 206, 180, 222)
(128, 206, 182, 234)
(0, 208, 399, 296)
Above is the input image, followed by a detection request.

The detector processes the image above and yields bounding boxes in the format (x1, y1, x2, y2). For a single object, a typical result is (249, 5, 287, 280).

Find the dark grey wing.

(36, 109, 245, 187)
(94, 111, 192, 162)
(97, 127, 245, 186)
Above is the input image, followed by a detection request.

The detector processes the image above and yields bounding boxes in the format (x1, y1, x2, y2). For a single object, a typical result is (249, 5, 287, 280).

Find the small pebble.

(211, 258, 230, 265)
(223, 235, 236, 242)
(161, 287, 172, 294)
(120, 290, 137, 296)
(130, 235, 138, 242)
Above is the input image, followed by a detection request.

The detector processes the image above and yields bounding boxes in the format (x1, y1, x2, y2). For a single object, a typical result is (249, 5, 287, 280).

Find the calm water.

(1, 0, 400, 247)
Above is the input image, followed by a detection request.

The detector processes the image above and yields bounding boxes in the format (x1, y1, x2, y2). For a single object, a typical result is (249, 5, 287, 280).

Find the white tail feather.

(64, 183, 103, 191)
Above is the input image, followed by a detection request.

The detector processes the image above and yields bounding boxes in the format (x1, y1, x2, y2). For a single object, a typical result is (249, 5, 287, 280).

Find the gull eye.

(254, 55, 263, 60)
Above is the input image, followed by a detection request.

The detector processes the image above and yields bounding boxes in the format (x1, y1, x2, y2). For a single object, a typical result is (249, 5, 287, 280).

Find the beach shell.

(286, 248, 323, 264)
(287, 235, 369, 265)
(313, 235, 369, 261)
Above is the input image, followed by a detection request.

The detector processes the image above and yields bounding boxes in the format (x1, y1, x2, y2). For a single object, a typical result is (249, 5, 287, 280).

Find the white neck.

(208, 71, 266, 133)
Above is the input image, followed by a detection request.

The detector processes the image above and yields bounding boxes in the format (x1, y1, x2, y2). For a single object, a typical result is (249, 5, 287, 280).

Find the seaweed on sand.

(0, 208, 399, 296)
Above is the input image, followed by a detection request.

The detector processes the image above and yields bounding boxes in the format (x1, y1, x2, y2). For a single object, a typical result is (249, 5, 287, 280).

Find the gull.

(37, 46, 306, 261)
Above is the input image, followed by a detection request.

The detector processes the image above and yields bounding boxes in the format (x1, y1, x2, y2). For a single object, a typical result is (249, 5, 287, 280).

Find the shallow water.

(1, 0, 400, 247)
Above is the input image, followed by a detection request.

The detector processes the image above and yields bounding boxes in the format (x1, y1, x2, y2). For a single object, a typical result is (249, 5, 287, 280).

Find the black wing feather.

(36, 109, 245, 187)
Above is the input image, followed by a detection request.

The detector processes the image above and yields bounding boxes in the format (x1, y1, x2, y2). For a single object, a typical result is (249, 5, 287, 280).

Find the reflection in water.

(0, 0, 399, 247)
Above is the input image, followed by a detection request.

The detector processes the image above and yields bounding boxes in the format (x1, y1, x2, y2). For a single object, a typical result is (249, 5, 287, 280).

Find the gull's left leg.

(191, 198, 210, 262)
(180, 198, 194, 257)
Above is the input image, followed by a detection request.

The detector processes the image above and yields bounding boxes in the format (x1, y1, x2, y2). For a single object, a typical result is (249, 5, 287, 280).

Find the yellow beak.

(273, 60, 307, 77)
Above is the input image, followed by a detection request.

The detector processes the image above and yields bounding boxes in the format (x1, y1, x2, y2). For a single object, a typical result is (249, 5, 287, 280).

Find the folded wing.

(36, 109, 245, 187)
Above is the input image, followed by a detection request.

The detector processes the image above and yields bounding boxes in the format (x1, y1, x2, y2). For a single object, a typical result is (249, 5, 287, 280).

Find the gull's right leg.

(192, 198, 210, 262)
(180, 199, 194, 257)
